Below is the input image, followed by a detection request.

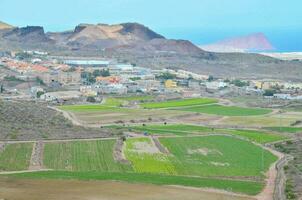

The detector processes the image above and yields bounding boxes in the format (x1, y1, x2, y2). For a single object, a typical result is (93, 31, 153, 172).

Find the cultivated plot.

(141, 98, 218, 109)
(177, 104, 272, 116)
(220, 111, 302, 127)
(43, 140, 132, 172)
(159, 136, 277, 178)
(0, 143, 33, 171)
(124, 137, 176, 174)
(117, 124, 286, 144)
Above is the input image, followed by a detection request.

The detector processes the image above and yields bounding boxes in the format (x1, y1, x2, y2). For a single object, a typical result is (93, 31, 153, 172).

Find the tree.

(263, 89, 276, 96)
(231, 79, 249, 87)
(100, 69, 110, 77)
(87, 96, 96, 103)
(35, 77, 45, 85)
(81, 72, 96, 84)
(36, 91, 44, 98)
(0, 84, 4, 93)
(156, 72, 176, 80)
(207, 75, 214, 82)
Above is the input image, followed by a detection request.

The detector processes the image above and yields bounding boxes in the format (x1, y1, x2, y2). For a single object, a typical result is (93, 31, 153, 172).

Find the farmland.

(116, 124, 287, 144)
(126, 124, 213, 136)
(159, 136, 277, 177)
(224, 129, 287, 144)
(0, 143, 33, 171)
(43, 140, 132, 172)
(10, 171, 264, 196)
(265, 127, 302, 133)
(220, 111, 302, 127)
(0, 97, 291, 197)
(177, 104, 272, 116)
(60, 104, 186, 125)
(124, 137, 176, 174)
(0, 134, 281, 196)
(141, 98, 218, 109)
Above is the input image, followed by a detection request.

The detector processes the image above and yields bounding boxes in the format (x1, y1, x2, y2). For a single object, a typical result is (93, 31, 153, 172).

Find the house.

(136, 79, 161, 92)
(188, 80, 201, 89)
(273, 93, 291, 100)
(40, 91, 81, 101)
(165, 80, 177, 88)
(64, 60, 111, 67)
(30, 86, 44, 98)
(80, 86, 97, 97)
(38, 71, 81, 86)
(93, 84, 127, 95)
(206, 81, 228, 90)
(95, 76, 121, 84)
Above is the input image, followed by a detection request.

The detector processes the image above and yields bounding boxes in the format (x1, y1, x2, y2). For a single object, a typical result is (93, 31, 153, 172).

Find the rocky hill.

(201, 33, 274, 52)
(48, 23, 166, 50)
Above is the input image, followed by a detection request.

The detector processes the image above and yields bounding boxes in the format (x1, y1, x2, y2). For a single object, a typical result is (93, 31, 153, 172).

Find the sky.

(0, 0, 301, 51)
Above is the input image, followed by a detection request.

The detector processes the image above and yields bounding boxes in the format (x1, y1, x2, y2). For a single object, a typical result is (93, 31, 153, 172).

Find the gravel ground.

(0, 100, 115, 141)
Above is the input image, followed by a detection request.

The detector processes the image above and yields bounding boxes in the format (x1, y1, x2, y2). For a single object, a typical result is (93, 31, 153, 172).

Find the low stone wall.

(273, 155, 293, 200)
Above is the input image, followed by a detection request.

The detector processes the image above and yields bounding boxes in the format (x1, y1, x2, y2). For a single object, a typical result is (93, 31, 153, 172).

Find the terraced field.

(127, 124, 213, 136)
(178, 104, 272, 116)
(124, 137, 176, 174)
(159, 136, 277, 177)
(265, 127, 302, 133)
(2, 135, 279, 196)
(224, 129, 287, 144)
(221, 111, 302, 127)
(118, 124, 286, 144)
(0, 143, 33, 171)
(141, 98, 218, 109)
(43, 140, 132, 172)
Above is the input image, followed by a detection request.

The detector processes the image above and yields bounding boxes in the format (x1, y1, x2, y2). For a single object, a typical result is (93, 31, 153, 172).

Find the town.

(1, 50, 302, 103)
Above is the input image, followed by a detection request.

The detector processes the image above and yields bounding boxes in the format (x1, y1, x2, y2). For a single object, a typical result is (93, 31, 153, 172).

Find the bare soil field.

(217, 111, 302, 128)
(0, 178, 255, 200)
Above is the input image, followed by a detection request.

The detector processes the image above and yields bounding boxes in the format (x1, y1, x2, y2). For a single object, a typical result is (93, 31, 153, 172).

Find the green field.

(116, 95, 154, 102)
(265, 127, 302, 133)
(59, 104, 120, 112)
(124, 137, 176, 174)
(141, 98, 218, 109)
(43, 140, 132, 172)
(159, 136, 277, 177)
(2, 136, 277, 195)
(0, 143, 33, 171)
(114, 124, 286, 144)
(10, 171, 263, 195)
(60, 96, 154, 112)
(178, 104, 272, 116)
(224, 129, 287, 144)
(220, 112, 302, 127)
(127, 124, 213, 136)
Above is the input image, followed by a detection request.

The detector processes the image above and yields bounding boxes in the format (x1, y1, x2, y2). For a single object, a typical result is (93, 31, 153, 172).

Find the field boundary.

(29, 141, 44, 170)
(273, 155, 293, 200)
(256, 146, 284, 200)
(151, 136, 170, 154)
(113, 137, 131, 165)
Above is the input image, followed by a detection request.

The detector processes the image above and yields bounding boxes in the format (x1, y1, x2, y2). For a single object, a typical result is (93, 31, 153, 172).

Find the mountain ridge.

(0, 22, 301, 80)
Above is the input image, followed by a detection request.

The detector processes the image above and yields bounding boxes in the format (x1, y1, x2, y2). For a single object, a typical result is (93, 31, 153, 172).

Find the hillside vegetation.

(0, 100, 113, 140)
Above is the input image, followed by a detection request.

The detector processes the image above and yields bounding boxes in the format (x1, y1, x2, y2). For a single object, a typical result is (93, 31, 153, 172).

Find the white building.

(206, 81, 228, 90)
(40, 91, 81, 101)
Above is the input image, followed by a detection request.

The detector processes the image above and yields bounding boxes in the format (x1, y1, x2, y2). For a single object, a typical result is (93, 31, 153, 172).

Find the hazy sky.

(0, 0, 301, 50)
